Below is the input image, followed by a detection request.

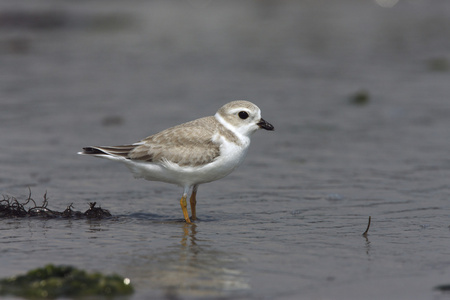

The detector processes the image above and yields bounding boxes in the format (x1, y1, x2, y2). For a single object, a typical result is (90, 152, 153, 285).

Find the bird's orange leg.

(190, 185, 198, 221)
(180, 194, 191, 224)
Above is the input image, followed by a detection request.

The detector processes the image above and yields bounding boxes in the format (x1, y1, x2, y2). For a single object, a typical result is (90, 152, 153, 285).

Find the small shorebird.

(79, 100, 274, 223)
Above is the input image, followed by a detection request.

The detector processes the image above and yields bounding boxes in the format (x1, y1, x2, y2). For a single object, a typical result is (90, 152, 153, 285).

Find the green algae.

(0, 264, 133, 299)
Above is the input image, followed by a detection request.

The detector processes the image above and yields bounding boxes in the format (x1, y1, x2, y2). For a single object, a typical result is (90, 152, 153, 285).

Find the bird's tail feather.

(78, 145, 135, 157)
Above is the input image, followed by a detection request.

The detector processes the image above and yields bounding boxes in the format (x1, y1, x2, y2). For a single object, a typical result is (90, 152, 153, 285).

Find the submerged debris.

(0, 264, 133, 299)
(349, 89, 370, 106)
(435, 284, 450, 292)
(428, 57, 449, 72)
(0, 189, 111, 219)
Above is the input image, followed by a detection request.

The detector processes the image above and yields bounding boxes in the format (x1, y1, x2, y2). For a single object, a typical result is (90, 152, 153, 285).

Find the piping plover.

(79, 100, 274, 223)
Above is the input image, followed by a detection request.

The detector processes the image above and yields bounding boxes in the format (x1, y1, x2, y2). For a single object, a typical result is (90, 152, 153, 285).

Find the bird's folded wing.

(131, 117, 221, 167)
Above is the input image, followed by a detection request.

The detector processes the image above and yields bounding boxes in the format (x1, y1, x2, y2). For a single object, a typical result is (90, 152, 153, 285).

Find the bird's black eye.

(238, 111, 249, 119)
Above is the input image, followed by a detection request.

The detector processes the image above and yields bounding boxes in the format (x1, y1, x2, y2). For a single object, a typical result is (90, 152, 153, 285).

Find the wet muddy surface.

(1, 1, 450, 299)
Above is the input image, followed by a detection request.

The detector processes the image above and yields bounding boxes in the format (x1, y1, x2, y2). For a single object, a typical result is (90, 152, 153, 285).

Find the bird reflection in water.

(133, 223, 250, 298)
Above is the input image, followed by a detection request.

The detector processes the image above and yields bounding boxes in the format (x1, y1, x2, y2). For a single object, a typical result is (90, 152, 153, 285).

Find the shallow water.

(1, 0, 450, 299)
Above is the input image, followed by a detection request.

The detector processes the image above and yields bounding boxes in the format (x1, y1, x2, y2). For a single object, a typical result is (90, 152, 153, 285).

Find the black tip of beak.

(257, 118, 274, 131)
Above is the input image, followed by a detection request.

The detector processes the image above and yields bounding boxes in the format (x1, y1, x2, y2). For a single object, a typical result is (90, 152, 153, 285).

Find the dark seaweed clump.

(0, 189, 111, 219)
(0, 264, 133, 299)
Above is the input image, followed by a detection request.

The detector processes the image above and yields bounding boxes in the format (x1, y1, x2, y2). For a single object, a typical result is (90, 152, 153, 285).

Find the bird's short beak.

(257, 118, 274, 131)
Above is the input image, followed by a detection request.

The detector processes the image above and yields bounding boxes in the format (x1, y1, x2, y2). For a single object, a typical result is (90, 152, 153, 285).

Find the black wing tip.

(80, 147, 106, 155)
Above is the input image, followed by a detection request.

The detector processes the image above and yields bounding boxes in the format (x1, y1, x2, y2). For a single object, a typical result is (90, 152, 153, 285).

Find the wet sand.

(1, 1, 450, 299)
